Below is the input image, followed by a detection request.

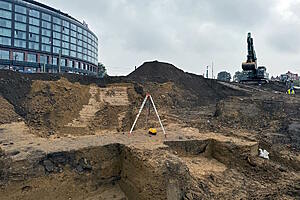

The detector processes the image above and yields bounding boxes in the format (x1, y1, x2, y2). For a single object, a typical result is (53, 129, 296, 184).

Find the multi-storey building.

(0, 0, 99, 76)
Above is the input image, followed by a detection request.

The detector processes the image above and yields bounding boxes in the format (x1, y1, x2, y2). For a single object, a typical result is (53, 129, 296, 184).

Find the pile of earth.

(0, 70, 136, 136)
(0, 63, 249, 136)
(128, 61, 248, 106)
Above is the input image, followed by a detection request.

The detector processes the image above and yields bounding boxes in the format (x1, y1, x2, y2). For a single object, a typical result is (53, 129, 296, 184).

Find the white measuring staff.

(129, 93, 167, 137)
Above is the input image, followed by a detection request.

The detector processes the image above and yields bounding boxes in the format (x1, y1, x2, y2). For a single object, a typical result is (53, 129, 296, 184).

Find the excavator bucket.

(242, 62, 256, 71)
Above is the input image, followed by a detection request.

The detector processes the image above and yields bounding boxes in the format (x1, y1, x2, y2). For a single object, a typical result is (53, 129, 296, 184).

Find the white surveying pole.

(129, 93, 167, 138)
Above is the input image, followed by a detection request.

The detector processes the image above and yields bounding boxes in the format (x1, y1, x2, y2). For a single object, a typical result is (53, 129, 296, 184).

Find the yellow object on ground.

(148, 128, 157, 135)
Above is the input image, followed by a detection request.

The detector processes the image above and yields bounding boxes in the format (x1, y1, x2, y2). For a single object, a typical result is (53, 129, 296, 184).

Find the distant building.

(280, 71, 299, 82)
(286, 71, 299, 81)
(0, 0, 99, 76)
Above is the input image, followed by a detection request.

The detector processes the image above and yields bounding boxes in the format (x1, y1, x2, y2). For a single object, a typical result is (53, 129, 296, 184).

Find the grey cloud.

(39, 0, 299, 76)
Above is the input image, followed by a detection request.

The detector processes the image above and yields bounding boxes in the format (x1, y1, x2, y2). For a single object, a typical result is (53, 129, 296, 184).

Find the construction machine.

(240, 33, 269, 84)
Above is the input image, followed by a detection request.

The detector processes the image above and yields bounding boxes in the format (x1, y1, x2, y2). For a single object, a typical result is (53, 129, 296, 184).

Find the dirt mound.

(24, 78, 90, 135)
(0, 70, 138, 136)
(128, 61, 185, 83)
(0, 96, 21, 124)
(128, 61, 248, 106)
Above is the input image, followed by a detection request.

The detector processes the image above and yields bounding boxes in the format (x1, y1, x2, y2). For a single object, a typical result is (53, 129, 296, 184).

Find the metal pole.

(211, 62, 213, 79)
(129, 94, 149, 134)
(58, 49, 61, 73)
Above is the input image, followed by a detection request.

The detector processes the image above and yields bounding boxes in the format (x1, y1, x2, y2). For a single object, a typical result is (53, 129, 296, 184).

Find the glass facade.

(0, 49, 9, 59)
(0, 0, 99, 75)
(13, 51, 24, 61)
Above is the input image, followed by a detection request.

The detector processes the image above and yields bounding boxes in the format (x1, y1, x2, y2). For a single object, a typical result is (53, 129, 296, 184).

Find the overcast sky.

(39, 0, 300, 77)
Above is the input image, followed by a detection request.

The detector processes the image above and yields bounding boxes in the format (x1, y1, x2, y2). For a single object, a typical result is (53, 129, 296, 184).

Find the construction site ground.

(0, 61, 299, 200)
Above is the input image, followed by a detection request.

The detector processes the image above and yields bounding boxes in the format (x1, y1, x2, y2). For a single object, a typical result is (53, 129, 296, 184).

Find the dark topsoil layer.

(128, 61, 249, 104)
(0, 61, 247, 117)
(0, 60, 288, 122)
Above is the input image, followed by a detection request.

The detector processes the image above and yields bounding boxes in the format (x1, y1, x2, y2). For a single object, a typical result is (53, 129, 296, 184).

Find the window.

(0, 10, 11, 19)
(62, 49, 69, 56)
(60, 58, 66, 66)
(78, 27, 82, 34)
(53, 32, 61, 39)
(29, 9, 39, 18)
(83, 48, 87, 54)
(77, 40, 82, 46)
(40, 55, 48, 64)
(53, 17, 61, 25)
(83, 42, 87, 48)
(62, 34, 69, 42)
(27, 53, 37, 62)
(68, 60, 72, 67)
(70, 37, 76, 44)
(70, 50, 76, 57)
(77, 46, 82, 53)
(62, 41, 69, 49)
(15, 13, 26, 23)
(53, 24, 61, 32)
(77, 52, 82, 59)
(71, 24, 76, 31)
(83, 54, 87, 60)
(14, 39, 26, 48)
(41, 44, 50, 52)
(53, 39, 61, 46)
(41, 21, 51, 29)
(15, 22, 26, 31)
(13, 52, 24, 61)
(53, 46, 61, 54)
(29, 17, 39, 26)
(29, 25, 39, 34)
(14, 30, 26, 39)
(42, 13, 51, 22)
(28, 42, 39, 50)
(52, 57, 58, 65)
(0, 49, 9, 59)
(70, 44, 76, 51)
(78, 33, 82, 40)
(62, 27, 69, 35)
(42, 36, 50, 44)
(0, 1, 12, 11)
(88, 44, 92, 51)
(83, 36, 87, 42)
(0, 18, 11, 28)
(0, 27, 10, 37)
(83, 30, 87, 36)
(71, 30, 76, 37)
(0, 36, 11, 45)
(15, 5, 26, 14)
(42, 29, 51, 37)
(28, 33, 39, 42)
(63, 20, 69, 27)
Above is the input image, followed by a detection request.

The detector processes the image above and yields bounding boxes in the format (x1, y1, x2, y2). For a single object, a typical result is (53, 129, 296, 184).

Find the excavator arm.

(242, 32, 257, 71)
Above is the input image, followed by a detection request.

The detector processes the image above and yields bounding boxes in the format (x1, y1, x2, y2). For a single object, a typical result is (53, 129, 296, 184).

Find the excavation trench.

(0, 138, 258, 200)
